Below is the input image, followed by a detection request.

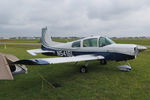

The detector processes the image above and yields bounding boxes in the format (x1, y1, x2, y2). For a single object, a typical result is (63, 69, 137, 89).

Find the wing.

(14, 55, 104, 65)
(27, 49, 54, 56)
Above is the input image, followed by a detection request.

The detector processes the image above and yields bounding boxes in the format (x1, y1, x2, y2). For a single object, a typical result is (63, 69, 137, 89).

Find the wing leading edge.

(14, 55, 104, 65)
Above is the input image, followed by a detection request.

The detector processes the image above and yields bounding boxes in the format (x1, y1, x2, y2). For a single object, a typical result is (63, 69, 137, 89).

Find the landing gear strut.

(125, 61, 131, 67)
(80, 61, 88, 73)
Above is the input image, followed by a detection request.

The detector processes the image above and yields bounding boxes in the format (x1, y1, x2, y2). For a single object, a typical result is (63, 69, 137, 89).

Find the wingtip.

(27, 50, 37, 56)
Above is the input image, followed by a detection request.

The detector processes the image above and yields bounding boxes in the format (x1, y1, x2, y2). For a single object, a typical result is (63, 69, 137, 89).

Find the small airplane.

(14, 27, 147, 73)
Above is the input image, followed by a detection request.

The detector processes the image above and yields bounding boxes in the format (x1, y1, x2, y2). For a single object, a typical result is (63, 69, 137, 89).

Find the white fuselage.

(42, 36, 138, 61)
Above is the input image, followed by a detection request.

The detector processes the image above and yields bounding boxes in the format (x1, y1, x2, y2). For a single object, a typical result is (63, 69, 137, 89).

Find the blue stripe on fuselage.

(72, 51, 135, 61)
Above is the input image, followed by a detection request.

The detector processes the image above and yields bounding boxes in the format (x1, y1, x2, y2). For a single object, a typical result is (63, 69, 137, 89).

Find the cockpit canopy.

(72, 37, 115, 47)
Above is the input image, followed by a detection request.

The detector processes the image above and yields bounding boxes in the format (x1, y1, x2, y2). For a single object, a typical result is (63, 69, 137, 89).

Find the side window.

(72, 41, 80, 47)
(83, 38, 97, 47)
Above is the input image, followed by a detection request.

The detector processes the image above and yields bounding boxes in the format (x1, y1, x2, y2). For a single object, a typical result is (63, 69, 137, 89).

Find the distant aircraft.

(14, 27, 147, 73)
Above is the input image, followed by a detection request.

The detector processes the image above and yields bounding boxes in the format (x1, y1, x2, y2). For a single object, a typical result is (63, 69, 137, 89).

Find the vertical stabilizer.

(42, 27, 53, 47)
(41, 27, 64, 48)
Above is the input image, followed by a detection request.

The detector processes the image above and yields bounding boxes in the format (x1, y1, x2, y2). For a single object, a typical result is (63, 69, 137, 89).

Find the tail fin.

(41, 27, 62, 48)
(41, 27, 52, 47)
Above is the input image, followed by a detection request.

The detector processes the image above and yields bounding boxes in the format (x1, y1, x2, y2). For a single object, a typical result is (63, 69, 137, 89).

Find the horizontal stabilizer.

(27, 49, 54, 56)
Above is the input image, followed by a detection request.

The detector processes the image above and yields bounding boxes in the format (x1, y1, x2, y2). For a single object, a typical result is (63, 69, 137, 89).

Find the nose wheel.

(116, 61, 132, 72)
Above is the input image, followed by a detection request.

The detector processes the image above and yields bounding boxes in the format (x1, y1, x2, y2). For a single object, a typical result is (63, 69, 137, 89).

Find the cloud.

(0, 0, 150, 37)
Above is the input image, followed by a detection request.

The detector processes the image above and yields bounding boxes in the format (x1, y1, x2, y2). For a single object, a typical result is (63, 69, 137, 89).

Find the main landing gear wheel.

(100, 59, 107, 65)
(80, 66, 88, 73)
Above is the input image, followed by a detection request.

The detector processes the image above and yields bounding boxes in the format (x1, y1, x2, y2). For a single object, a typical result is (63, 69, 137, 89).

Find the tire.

(100, 59, 107, 65)
(80, 66, 88, 73)
(126, 68, 131, 72)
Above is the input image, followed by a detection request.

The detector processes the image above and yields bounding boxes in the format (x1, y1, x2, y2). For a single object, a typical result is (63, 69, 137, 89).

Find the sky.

(0, 0, 150, 38)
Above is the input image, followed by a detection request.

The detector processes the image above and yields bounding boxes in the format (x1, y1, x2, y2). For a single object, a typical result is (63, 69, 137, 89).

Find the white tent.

(0, 53, 27, 80)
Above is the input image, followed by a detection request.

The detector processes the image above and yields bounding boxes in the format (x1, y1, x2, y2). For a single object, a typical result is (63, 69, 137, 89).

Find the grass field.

(0, 38, 77, 43)
(1, 38, 150, 45)
(0, 39, 150, 100)
(113, 38, 150, 46)
(0, 39, 40, 43)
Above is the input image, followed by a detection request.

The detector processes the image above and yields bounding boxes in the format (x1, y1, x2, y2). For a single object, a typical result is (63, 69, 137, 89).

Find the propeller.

(134, 46, 139, 58)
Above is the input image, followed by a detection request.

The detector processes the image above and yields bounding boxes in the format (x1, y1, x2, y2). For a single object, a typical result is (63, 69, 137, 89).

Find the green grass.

(0, 39, 40, 43)
(1, 38, 150, 46)
(113, 39, 150, 45)
(0, 38, 77, 43)
(0, 39, 150, 100)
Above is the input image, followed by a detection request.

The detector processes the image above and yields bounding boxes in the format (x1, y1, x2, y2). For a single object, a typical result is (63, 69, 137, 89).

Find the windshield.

(99, 37, 115, 47)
